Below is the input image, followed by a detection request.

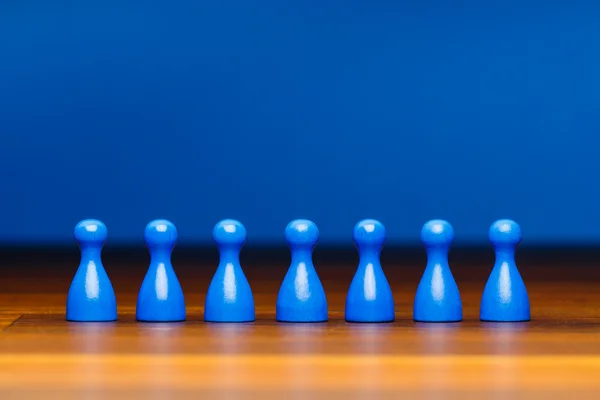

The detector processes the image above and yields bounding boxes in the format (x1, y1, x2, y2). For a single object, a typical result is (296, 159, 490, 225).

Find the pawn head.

(144, 219, 178, 248)
(285, 219, 318, 247)
(213, 219, 247, 247)
(489, 219, 521, 247)
(421, 219, 454, 247)
(353, 219, 386, 249)
(74, 219, 107, 246)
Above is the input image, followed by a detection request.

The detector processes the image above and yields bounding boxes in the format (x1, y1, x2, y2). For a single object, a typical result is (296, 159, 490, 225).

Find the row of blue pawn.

(66, 217, 530, 323)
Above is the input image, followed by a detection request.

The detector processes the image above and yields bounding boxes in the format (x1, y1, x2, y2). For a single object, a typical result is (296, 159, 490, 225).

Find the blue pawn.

(204, 219, 255, 322)
(480, 219, 530, 322)
(345, 219, 394, 323)
(66, 219, 117, 322)
(413, 220, 462, 322)
(276, 219, 328, 322)
(136, 220, 186, 322)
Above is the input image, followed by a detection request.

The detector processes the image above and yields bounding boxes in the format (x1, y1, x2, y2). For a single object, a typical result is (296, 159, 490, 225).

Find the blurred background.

(1, 1, 599, 247)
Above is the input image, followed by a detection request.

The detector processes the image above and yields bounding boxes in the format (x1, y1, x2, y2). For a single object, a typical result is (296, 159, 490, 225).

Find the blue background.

(1, 1, 599, 246)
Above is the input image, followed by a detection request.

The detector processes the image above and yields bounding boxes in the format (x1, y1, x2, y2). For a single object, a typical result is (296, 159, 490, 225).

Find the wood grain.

(0, 262, 599, 398)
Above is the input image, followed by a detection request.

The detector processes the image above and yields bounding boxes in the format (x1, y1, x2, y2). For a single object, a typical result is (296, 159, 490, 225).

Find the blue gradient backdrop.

(1, 1, 599, 246)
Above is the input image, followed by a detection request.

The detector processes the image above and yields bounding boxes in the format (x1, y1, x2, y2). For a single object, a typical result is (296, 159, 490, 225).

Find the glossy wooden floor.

(1, 258, 600, 399)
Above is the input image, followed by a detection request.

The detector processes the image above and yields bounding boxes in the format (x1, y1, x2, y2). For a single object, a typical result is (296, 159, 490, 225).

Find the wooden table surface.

(0, 256, 599, 399)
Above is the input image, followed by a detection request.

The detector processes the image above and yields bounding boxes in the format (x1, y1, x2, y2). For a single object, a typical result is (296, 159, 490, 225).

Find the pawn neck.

(218, 246, 241, 265)
(290, 247, 313, 264)
(79, 246, 102, 261)
(425, 246, 449, 265)
(493, 246, 516, 263)
(148, 247, 173, 263)
(357, 247, 381, 264)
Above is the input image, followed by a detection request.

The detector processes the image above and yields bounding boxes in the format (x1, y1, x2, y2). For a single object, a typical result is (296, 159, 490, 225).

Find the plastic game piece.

(276, 219, 328, 322)
(413, 219, 462, 322)
(480, 219, 530, 322)
(204, 219, 255, 322)
(66, 219, 117, 322)
(345, 219, 394, 323)
(136, 219, 186, 322)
